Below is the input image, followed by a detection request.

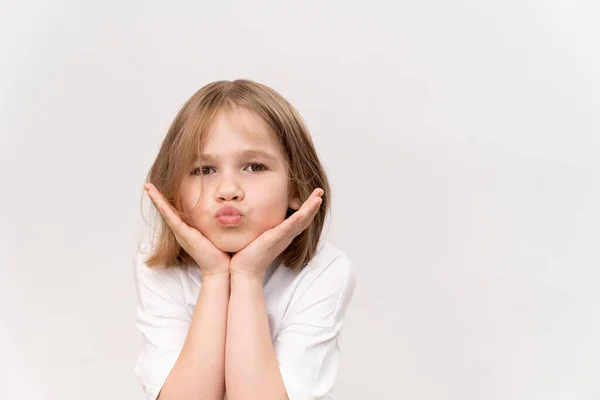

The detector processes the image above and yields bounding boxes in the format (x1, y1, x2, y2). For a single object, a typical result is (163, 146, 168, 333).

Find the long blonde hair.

(140, 79, 331, 271)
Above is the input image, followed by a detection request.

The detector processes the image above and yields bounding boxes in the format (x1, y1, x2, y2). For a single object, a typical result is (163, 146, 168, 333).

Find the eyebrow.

(197, 149, 279, 163)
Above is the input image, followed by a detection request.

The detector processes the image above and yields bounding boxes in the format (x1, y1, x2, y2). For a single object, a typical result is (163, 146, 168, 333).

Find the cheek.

(182, 188, 202, 213)
(255, 191, 291, 224)
(181, 185, 209, 228)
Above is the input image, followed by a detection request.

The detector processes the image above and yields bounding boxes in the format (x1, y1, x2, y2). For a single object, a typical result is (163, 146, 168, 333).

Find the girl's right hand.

(144, 183, 231, 276)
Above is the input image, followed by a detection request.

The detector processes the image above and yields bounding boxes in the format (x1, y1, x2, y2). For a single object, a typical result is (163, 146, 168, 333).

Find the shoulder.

(303, 240, 357, 286)
(277, 240, 357, 330)
(132, 241, 186, 306)
(291, 240, 357, 304)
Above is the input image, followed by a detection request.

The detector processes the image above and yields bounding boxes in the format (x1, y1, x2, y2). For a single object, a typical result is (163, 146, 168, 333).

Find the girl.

(133, 79, 357, 400)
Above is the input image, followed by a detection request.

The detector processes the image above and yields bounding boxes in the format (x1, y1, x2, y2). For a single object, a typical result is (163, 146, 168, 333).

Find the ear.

(288, 195, 302, 211)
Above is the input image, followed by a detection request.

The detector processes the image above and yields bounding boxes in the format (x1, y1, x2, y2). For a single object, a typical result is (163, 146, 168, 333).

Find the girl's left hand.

(230, 188, 324, 280)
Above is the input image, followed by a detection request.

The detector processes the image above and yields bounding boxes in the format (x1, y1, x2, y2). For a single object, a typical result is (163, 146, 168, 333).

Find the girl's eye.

(191, 164, 266, 176)
(245, 163, 267, 172)
(191, 167, 214, 175)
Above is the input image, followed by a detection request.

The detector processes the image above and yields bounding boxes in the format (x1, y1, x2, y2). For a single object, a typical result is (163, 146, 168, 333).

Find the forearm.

(159, 273, 230, 400)
(225, 274, 288, 400)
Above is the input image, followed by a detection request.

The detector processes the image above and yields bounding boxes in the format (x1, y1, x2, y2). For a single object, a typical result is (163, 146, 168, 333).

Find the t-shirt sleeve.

(132, 248, 191, 400)
(273, 254, 357, 400)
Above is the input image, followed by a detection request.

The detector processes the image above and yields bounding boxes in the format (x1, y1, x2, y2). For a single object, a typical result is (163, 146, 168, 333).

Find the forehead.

(200, 107, 280, 153)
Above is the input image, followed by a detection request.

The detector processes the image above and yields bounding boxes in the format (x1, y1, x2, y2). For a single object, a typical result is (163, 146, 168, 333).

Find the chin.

(210, 233, 254, 254)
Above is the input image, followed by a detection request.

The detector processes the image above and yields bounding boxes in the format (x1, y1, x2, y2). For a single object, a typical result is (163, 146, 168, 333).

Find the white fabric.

(133, 240, 357, 400)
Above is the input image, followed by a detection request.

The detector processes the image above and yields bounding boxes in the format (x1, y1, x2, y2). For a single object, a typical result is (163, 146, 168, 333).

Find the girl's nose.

(216, 175, 244, 201)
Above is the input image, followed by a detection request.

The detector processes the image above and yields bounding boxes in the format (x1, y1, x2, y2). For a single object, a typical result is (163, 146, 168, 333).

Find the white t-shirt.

(133, 239, 357, 400)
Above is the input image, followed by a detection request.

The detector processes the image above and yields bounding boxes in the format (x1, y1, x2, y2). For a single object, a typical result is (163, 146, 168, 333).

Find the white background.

(1, 1, 599, 399)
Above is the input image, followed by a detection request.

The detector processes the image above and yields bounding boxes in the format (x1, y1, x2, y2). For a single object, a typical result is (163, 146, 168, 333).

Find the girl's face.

(181, 107, 302, 254)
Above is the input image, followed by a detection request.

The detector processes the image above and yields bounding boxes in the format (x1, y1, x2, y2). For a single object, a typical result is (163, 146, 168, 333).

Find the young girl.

(133, 79, 357, 400)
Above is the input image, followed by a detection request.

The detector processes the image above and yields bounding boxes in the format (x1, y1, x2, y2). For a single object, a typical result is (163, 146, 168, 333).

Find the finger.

(276, 189, 323, 239)
(297, 189, 323, 221)
(302, 197, 322, 230)
(145, 183, 195, 238)
(298, 188, 323, 222)
(249, 196, 321, 261)
(233, 188, 324, 256)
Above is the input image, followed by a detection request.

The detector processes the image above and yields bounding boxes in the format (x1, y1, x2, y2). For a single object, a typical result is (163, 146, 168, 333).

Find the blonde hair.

(140, 79, 331, 271)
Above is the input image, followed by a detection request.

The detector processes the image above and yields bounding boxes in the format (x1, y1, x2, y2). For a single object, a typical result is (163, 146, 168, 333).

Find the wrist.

(201, 265, 230, 277)
(201, 270, 231, 285)
(197, 271, 230, 302)
(230, 270, 265, 285)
